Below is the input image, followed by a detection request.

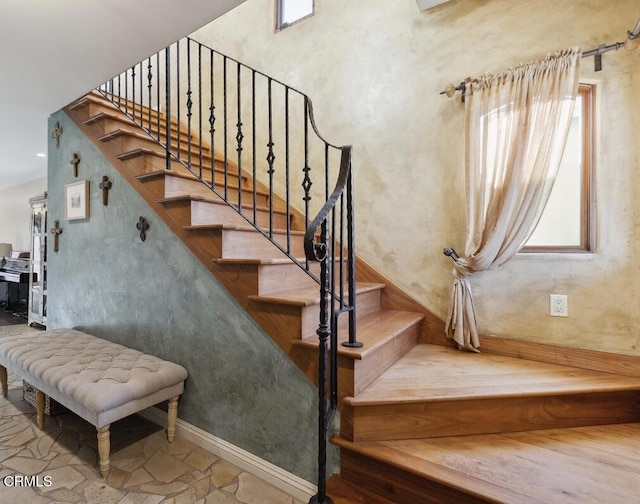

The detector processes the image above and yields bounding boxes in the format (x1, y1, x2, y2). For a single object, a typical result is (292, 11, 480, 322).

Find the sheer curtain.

(445, 47, 582, 352)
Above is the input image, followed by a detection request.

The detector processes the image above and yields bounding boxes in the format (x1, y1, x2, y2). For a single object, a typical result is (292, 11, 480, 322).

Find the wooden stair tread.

(81, 92, 179, 123)
(98, 127, 217, 162)
(182, 223, 306, 236)
(84, 109, 180, 131)
(98, 126, 205, 147)
(294, 309, 424, 360)
(333, 423, 640, 503)
(84, 110, 132, 126)
(213, 257, 308, 265)
(135, 169, 262, 193)
(248, 282, 385, 307)
(116, 147, 218, 168)
(346, 344, 640, 406)
(157, 194, 289, 215)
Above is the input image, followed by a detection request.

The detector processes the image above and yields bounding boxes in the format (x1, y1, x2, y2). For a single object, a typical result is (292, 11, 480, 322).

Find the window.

(276, 0, 314, 30)
(523, 84, 595, 252)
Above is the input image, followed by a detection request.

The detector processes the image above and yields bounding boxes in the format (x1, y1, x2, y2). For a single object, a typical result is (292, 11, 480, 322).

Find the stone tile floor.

(0, 327, 307, 504)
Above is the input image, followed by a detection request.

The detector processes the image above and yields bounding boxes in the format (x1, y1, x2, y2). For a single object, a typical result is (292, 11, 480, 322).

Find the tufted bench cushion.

(0, 328, 188, 476)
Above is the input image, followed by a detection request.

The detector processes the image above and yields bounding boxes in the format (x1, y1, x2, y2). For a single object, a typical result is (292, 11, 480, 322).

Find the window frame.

(521, 83, 596, 254)
(276, 0, 314, 31)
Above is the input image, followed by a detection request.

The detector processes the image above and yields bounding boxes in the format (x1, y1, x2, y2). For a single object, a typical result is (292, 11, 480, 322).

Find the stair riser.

(100, 132, 214, 164)
(250, 288, 382, 345)
(86, 114, 196, 146)
(300, 289, 381, 340)
(339, 323, 420, 400)
(191, 200, 289, 229)
(343, 390, 640, 442)
(260, 263, 323, 295)
(222, 230, 306, 260)
(120, 152, 246, 187)
(144, 175, 268, 207)
(83, 100, 172, 132)
(339, 449, 487, 504)
(221, 263, 318, 297)
(216, 262, 318, 296)
(86, 99, 173, 127)
(158, 198, 278, 229)
(185, 228, 305, 260)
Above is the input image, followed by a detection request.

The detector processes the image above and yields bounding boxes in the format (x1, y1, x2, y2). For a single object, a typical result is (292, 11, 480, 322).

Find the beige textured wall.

(193, 0, 640, 355)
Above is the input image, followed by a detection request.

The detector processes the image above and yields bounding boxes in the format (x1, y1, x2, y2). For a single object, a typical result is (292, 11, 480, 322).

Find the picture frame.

(64, 180, 90, 220)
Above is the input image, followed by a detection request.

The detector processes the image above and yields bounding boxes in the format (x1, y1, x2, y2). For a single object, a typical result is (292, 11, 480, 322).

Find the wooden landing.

(334, 423, 640, 503)
(351, 344, 640, 404)
(341, 344, 640, 441)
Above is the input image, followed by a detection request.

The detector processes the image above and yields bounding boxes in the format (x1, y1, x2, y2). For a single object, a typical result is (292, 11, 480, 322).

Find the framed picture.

(64, 180, 90, 220)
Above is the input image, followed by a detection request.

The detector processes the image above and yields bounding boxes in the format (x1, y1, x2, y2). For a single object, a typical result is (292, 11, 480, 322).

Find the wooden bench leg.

(167, 396, 178, 442)
(35, 389, 45, 429)
(0, 366, 7, 398)
(97, 426, 111, 477)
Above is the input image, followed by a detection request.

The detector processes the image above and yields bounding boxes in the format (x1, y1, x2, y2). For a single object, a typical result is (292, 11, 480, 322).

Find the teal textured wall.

(46, 110, 336, 482)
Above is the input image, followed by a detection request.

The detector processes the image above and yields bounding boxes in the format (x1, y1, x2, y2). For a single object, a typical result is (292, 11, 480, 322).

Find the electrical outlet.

(550, 294, 568, 317)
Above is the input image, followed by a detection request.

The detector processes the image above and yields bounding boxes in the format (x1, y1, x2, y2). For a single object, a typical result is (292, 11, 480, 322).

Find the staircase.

(63, 41, 640, 503)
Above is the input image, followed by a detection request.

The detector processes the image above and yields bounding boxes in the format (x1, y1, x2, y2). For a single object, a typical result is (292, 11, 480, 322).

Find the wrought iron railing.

(97, 36, 358, 503)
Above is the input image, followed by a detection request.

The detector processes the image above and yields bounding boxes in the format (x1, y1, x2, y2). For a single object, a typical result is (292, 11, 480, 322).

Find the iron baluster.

(139, 61, 143, 127)
(165, 46, 171, 171)
(285, 87, 291, 254)
(339, 194, 345, 309)
(209, 50, 216, 189)
(176, 39, 181, 166)
(309, 219, 332, 504)
(124, 67, 128, 116)
(266, 78, 275, 238)
(251, 70, 257, 226)
(302, 97, 312, 270)
(131, 66, 136, 123)
(198, 43, 203, 180)
(344, 166, 359, 347)
(187, 38, 193, 171)
(147, 58, 153, 132)
(156, 52, 160, 141)
(236, 62, 243, 210)
(223, 55, 228, 201)
(330, 202, 338, 406)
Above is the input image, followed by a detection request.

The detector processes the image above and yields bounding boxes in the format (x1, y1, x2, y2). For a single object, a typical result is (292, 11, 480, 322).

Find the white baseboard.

(138, 406, 316, 502)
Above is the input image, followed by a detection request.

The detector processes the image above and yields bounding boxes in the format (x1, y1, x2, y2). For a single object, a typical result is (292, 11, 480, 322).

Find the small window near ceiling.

(522, 83, 595, 253)
(277, 0, 314, 30)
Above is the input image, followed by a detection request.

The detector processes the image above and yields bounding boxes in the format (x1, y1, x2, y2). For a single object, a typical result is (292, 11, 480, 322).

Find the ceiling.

(0, 0, 246, 192)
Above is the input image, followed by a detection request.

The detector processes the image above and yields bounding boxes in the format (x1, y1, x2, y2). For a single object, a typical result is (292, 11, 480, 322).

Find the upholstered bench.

(0, 328, 188, 477)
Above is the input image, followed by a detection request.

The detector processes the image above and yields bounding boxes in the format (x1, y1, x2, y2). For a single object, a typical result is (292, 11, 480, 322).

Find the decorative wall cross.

(99, 176, 112, 206)
(50, 220, 63, 252)
(51, 122, 63, 149)
(70, 153, 81, 177)
(136, 217, 149, 242)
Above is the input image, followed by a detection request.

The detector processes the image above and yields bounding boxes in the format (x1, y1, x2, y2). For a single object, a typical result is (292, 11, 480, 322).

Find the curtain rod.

(440, 18, 640, 100)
